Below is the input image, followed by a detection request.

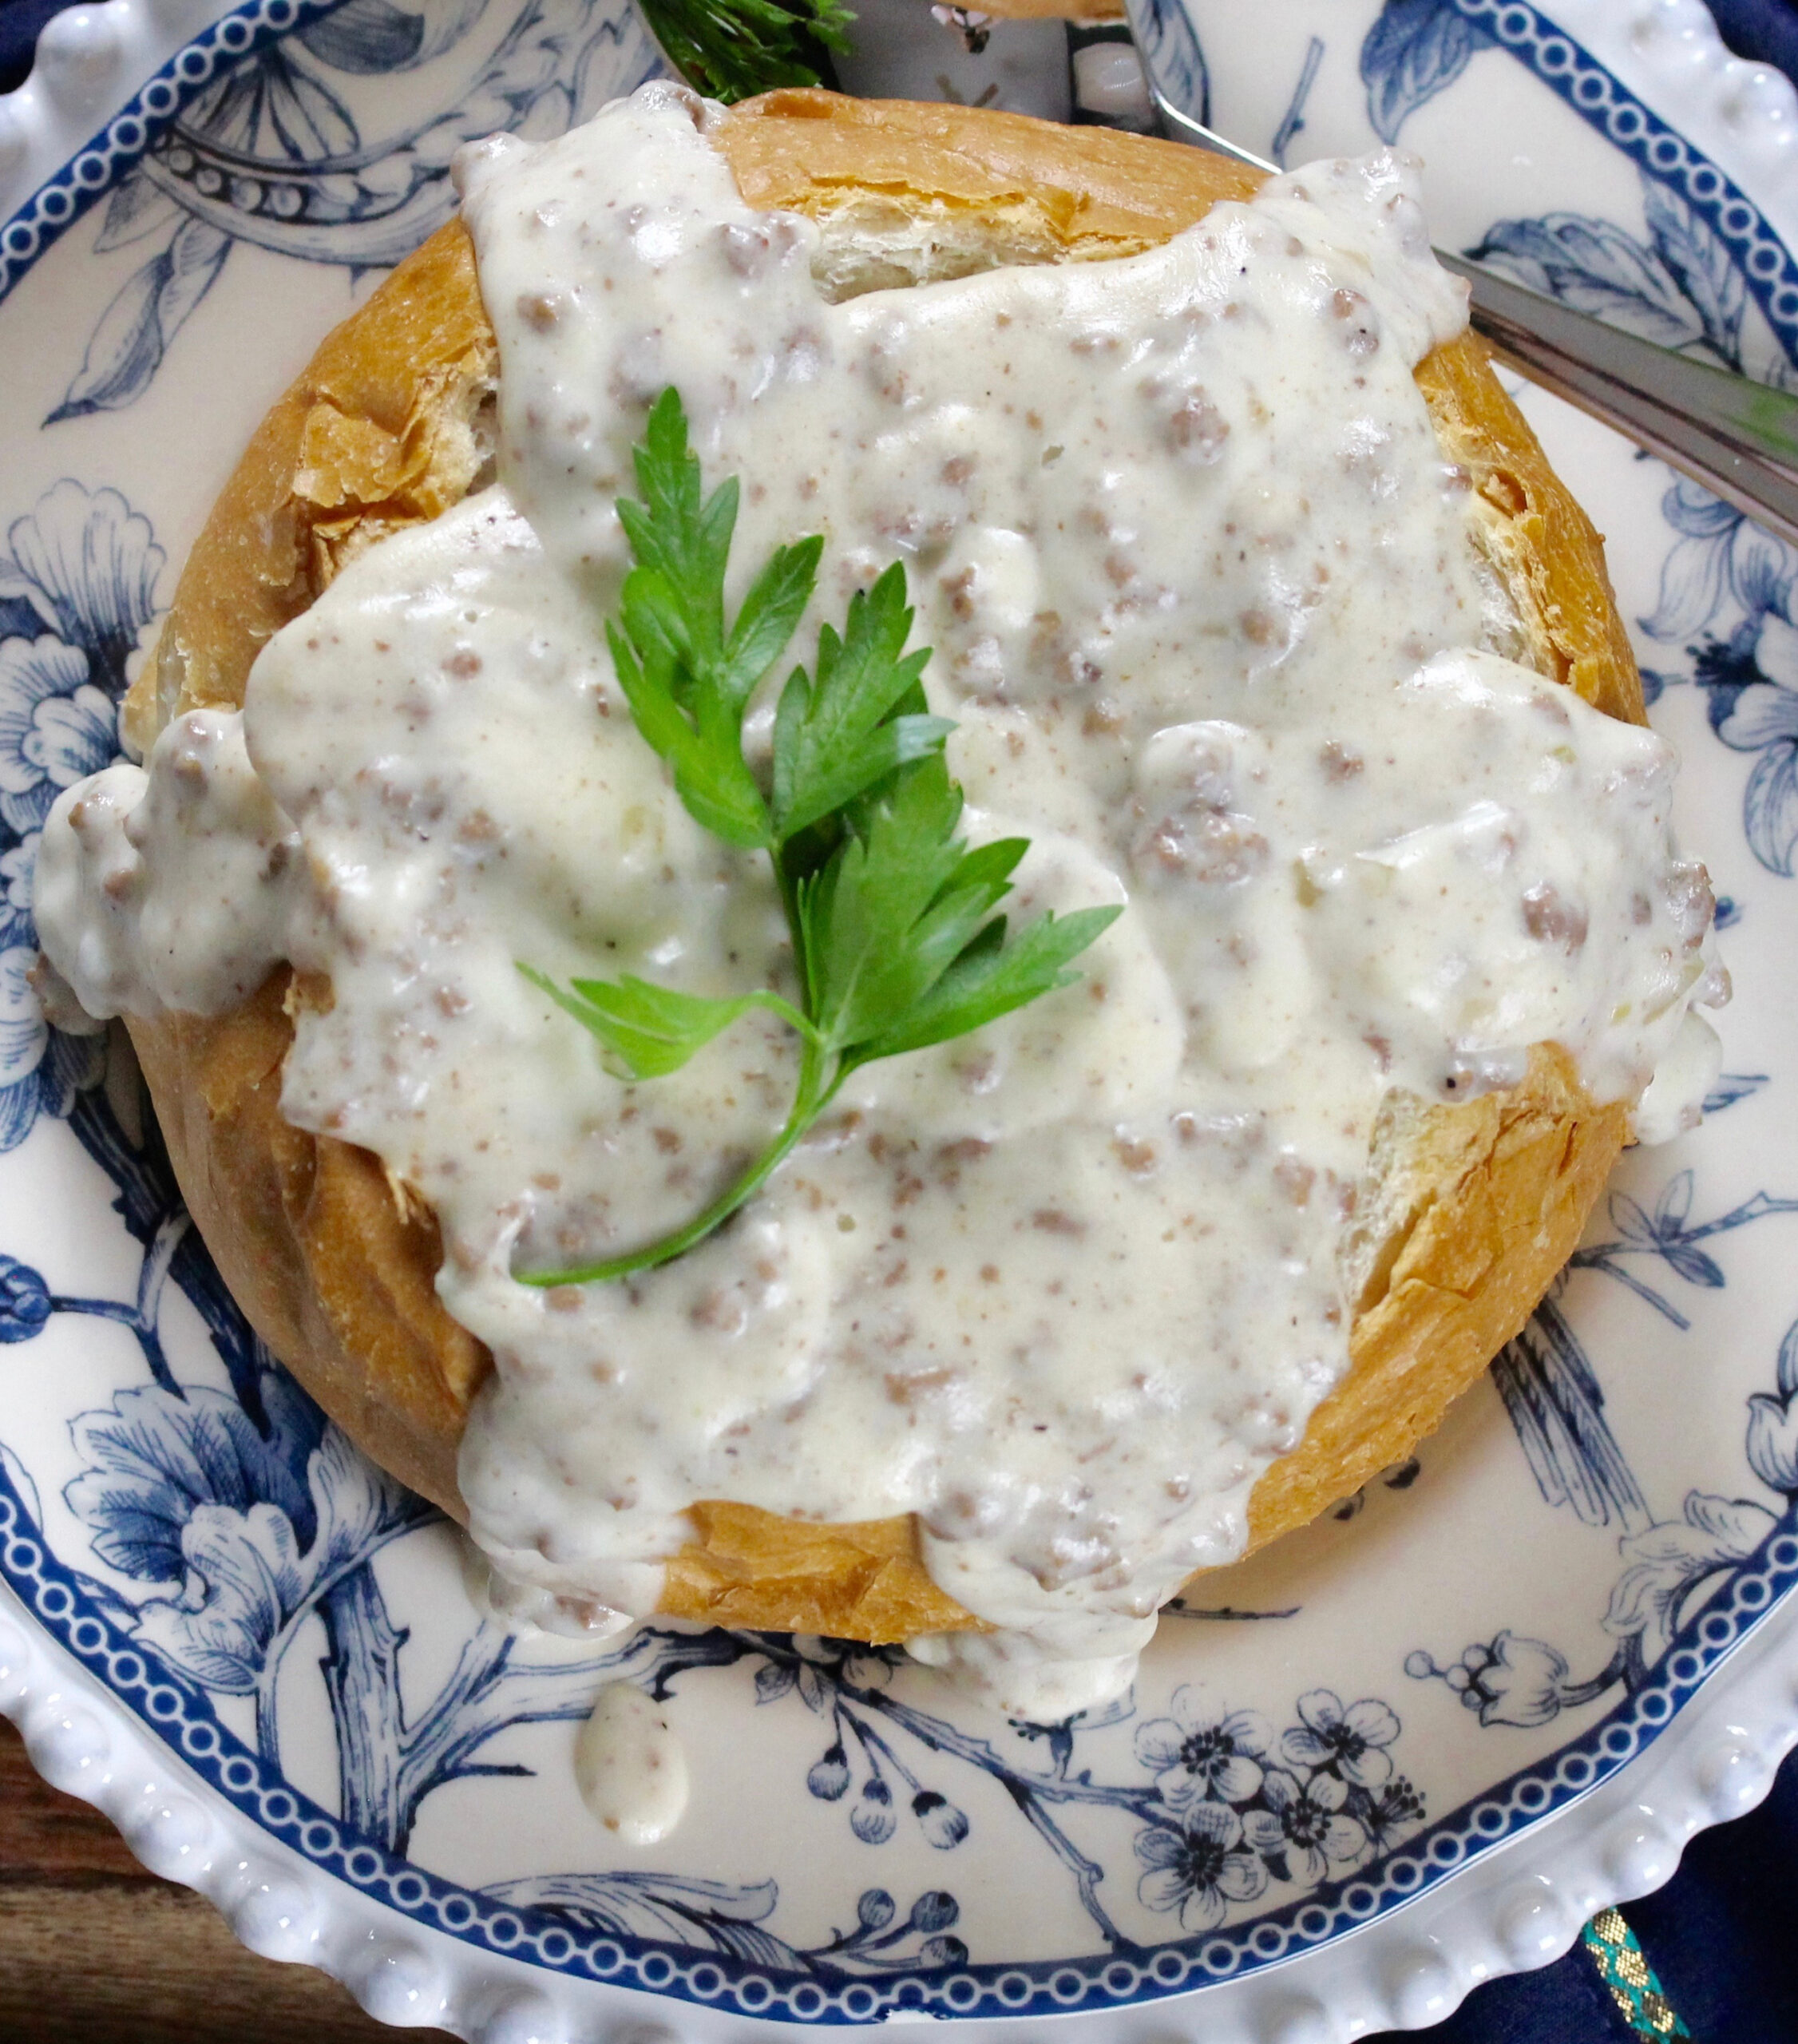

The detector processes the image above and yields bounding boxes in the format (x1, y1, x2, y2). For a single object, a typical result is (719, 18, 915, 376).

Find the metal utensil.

(1140, 82, 1798, 549)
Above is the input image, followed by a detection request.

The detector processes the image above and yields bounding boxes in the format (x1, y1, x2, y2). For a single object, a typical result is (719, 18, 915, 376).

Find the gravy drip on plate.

(35, 86, 1725, 1717)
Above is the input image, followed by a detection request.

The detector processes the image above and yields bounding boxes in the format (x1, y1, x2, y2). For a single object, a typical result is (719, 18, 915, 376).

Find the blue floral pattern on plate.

(0, 481, 149, 1146)
(3, 0, 1798, 2026)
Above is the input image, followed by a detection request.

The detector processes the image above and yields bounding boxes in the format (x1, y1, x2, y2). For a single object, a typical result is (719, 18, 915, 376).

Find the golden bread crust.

(124, 91, 1641, 1642)
(964, 0, 1127, 20)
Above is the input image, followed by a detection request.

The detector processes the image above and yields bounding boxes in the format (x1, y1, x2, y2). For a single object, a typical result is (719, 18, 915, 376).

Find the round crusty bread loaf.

(121, 90, 1643, 1642)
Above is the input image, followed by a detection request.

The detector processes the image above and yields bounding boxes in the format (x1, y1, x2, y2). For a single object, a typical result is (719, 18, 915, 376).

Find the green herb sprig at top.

(516, 388, 1122, 1286)
(636, 0, 853, 104)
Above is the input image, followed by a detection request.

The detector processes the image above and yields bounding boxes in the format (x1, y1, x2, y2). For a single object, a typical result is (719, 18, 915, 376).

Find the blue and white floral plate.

(2, 2, 1797, 2035)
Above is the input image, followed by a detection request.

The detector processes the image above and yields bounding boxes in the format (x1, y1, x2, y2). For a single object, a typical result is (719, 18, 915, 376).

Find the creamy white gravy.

(575, 1683, 689, 1843)
(37, 85, 1726, 1717)
(36, 711, 299, 1019)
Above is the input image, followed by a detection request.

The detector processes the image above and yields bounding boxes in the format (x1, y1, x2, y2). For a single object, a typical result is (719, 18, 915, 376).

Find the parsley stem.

(515, 1032, 836, 1287)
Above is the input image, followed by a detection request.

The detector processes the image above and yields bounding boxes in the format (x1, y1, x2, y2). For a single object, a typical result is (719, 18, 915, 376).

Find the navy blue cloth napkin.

(2, 0, 1796, 2035)
(1, 0, 63, 92)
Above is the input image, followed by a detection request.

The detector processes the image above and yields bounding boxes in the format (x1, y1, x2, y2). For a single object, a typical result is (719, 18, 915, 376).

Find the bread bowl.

(34, 85, 1724, 1713)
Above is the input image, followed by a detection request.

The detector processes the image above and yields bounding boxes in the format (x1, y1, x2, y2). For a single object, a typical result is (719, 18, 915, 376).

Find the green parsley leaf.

(637, 0, 854, 105)
(846, 904, 1123, 1068)
(606, 620, 769, 848)
(605, 390, 825, 848)
(771, 563, 950, 842)
(728, 536, 826, 709)
(517, 389, 1120, 1288)
(800, 757, 991, 1053)
(517, 965, 812, 1081)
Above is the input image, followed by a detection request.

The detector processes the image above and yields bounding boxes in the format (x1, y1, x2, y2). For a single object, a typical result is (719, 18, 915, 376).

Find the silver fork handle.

(1441, 253, 1798, 548)
(1147, 88, 1798, 549)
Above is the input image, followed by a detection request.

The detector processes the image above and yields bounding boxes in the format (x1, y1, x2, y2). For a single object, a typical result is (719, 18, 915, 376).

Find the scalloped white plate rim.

(6, 1567, 1796, 2040)
(4, 1, 1798, 2037)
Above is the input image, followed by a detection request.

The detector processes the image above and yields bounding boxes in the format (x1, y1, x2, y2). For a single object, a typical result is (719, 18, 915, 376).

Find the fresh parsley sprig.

(517, 388, 1120, 1287)
(638, 0, 853, 105)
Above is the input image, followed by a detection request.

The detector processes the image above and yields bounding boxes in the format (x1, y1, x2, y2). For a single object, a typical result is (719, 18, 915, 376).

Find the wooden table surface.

(0, 1714, 454, 2043)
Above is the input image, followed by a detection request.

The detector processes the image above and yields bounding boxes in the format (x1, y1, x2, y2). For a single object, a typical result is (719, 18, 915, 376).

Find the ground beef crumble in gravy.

(35, 84, 1727, 1717)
